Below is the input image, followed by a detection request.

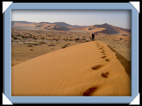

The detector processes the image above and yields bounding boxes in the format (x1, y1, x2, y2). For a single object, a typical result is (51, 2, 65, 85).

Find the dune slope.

(12, 41, 131, 96)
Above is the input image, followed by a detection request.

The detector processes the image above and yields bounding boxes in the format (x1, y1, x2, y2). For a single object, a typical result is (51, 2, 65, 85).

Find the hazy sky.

(12, 10, 131, 29)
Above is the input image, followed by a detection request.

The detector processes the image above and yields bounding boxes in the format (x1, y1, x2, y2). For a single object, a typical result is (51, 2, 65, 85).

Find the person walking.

(91, 32, 95, 41)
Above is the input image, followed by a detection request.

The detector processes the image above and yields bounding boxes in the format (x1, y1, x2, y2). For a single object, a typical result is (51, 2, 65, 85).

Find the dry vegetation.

(11, 29, 91, 66)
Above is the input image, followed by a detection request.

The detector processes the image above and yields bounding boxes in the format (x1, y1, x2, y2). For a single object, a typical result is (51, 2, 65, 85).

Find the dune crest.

(12, 41, 131, 96)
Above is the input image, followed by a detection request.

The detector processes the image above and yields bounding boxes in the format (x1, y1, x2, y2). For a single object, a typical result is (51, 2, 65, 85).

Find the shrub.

(62, 45, 68, 48)
(33, 37, 37, 40)
(30, 49, 34, 51)
(48, 44, 56, 46)
(65, 38, 68, 41)
(85, 40, 90, 42)
(67, 43, 70, 45)
(39, 41, 46, 44)
(75, 38, 80, 41)
(33, 43, 39, 45)
(16, 34, 23, 36)
(13, 37, 18, 40)
(69, 39, 73, 41)
(22, 36, 28, 38)
(27, 44, 33, 47)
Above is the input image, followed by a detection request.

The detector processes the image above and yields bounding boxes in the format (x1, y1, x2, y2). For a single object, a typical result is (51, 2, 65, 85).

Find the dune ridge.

(12, 41, 131, 96)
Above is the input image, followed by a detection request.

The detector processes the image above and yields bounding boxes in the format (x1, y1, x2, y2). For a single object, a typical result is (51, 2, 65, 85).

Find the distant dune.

(12, 41, 130, 96)
(94, 23, 131, 35)
(12, 21, 131, 35)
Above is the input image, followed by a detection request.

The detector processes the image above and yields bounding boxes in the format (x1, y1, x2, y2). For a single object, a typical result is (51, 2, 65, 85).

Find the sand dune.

(12, 41, 131, 96)
(12, 21, 130, 35)
(70, 26, 106, 33)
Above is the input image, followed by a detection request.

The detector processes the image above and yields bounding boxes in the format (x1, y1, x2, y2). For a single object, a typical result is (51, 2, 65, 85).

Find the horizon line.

(11, 20, 131, 30)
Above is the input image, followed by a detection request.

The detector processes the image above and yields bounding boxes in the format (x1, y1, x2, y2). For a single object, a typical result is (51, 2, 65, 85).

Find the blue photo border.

(3, 3, 139, 104)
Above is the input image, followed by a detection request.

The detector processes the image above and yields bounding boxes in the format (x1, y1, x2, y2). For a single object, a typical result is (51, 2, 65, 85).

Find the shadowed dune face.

(95, 24, 119, 34)
(94, 23, 131, 35)
(12, 41, 131, 96)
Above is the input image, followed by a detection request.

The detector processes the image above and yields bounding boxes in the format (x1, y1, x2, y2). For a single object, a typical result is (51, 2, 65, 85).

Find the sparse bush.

(22, 36, 28, 38)
(27, 44, 33, 47)
(62, 45, 68, 49)
(48, 44, 56, 46)
(33, 43, 39, 46)
(67, 43, 70, 45)
(41, 37, 45, 40)
(39, 41, 46, 45)
(75, 38, 80, 41)
(12, 34, 14, 37)
(69, 39, 73, 41)
(85, 40, 90, 42)
(16, 34, 23, 36)
(22, 36, 25, 38)
(30, 49, 34, 51)
(65, 38, 68, 41)
(13, 37, 18, 40)
(29, 34, 33, 36)
(82, 38, 86, 40)
(33, 37, 37, 40)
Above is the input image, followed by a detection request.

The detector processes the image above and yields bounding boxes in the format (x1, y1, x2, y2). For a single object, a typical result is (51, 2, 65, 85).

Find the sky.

(12, 10, 131, 29)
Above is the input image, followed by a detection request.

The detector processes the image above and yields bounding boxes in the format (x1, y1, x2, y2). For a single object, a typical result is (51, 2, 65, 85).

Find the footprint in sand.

(92, 65, 103, 70)
(101, 56, 106, 58)
(97, 46, 110, 62)
(100, 50, 105, 53)
(105, 58, 110, 62)
(96, 43, 105, 54)
(96, 44, 99, 47)
(96, 43, 103, 49)
(99, 48, 103, 50)
(100, 55, 110, 62)
(102, 53, 106, 55)
(83, 87, 97, 96)
(96, 42, 100, 46)
(96, 43, 103, 50)
(101, 72, 109, 78)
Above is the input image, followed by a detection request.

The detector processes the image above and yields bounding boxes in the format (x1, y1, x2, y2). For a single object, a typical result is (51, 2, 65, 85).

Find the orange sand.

(12, 41, 131, 96)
